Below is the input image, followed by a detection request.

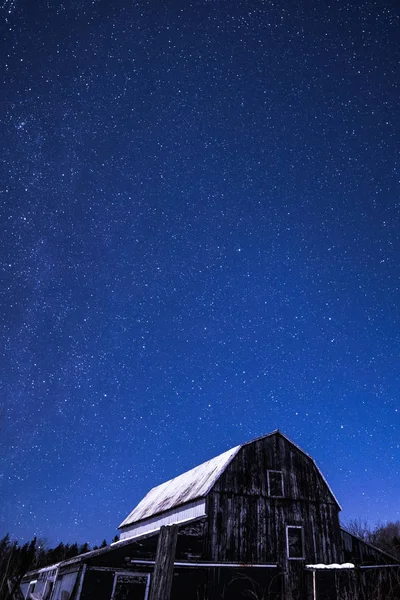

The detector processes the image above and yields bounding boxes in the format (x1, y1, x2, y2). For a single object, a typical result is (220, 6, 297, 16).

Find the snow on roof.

(119, 445, 241, 528)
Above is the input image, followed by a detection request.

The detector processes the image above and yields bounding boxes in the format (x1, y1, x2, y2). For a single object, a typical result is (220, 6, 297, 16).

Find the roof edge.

(22, 529, 164, 579)
(118, 497, 206, 530)
(119, 444, 241, 528)
(277, 431, 342, 511)
(242, 430, 342, 510)
(340, 526, 400, 563)
(201, 444, 242, 498)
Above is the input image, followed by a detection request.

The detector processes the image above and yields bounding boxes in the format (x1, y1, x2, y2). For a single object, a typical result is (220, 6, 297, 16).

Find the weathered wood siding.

(205, 432, 343, 566)
(175, 519, 206, 560)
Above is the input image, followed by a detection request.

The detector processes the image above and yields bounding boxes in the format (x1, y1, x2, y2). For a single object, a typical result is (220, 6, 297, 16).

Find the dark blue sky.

(1, 0, 399, 546)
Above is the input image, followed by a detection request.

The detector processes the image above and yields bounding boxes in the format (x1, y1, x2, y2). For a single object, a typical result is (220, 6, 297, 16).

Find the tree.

(0, 536, 37, 600)
(344, 518, 372, 541)
(47, 542, 65, 564)
(33, 538, 49, 569)
(65, 543, 79, 560)
(371, 521, 400, 559)
(344, 518, 400, 560)
(79, 542, 90, 555)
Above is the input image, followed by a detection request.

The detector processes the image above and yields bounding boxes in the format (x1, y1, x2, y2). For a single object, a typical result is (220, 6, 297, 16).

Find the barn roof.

(119, 444, 241, 528)
(119, 430, 341, 529)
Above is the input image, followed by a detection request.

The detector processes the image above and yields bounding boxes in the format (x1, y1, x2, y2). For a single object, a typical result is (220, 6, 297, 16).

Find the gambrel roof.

(119, 430, 341, 530)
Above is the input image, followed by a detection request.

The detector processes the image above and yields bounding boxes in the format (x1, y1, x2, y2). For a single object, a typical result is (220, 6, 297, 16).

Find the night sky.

(1, 0, 399, 546)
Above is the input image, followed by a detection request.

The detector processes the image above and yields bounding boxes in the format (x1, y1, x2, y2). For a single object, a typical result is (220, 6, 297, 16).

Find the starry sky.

(1, 0, 399, 546)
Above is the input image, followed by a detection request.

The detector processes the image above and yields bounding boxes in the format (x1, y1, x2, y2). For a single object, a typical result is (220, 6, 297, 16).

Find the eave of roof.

(22, 530, 161, 579)
(340, 526, 400, 563)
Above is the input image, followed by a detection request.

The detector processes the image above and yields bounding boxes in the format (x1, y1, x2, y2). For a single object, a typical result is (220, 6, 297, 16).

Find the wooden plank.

(148, 525, 178, 600)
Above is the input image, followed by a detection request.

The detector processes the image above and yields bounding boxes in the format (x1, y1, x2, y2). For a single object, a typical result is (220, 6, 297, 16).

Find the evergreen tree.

(48, 542, 65, 564)
(0, 537, 37, 600)
(65, 542, 79, 559)
(79, 542, 90, 555)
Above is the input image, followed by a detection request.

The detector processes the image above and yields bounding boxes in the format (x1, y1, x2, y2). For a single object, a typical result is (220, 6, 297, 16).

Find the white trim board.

(119, 499, 206, 540)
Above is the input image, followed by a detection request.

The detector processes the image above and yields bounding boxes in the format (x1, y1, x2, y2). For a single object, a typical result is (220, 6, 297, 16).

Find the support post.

(148, 525, 178, 600)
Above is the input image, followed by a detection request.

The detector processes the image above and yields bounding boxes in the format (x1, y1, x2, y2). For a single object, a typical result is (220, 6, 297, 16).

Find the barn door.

(111, 573, 150, 600)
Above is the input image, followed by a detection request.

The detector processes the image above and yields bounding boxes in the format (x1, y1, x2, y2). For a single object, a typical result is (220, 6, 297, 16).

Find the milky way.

(1, 0, 399, 545)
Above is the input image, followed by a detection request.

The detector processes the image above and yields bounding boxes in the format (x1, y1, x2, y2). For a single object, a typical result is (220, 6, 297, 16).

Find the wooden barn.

(20, 430, 400, 600)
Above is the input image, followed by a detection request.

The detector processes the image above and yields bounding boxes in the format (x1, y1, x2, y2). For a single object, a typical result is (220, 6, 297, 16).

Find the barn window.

(27, 580, 37, 597)
(111, 572, 150, 600)
(286, 526, 304, 559)
(267, 470, 284, 497)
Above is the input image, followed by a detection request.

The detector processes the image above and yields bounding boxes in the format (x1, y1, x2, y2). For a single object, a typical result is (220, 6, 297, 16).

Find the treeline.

(344, 519, 400, 559)
(0, 534, 118, 600)
(33, 535, 119, 567)
(0, 536, 36, 600)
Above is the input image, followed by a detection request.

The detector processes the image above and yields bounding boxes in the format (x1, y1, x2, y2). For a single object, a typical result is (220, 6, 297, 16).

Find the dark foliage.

(344, 519, 400, 560)
(0, 534, 114, 599)
(0, 536, 37, 600)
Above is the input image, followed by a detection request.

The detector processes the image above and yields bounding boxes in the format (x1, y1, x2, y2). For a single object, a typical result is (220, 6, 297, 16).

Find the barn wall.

(175, 519, 207, 560)
(206, 433, 343, 566)
(212, 433, 337, 503)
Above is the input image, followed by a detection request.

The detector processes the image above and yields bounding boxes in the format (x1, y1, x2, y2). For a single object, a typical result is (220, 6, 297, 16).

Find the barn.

(20, 430, 400, 600)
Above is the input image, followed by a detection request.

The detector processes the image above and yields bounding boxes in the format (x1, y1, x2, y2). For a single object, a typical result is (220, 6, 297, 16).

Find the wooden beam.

(148, 525, 178, 600)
